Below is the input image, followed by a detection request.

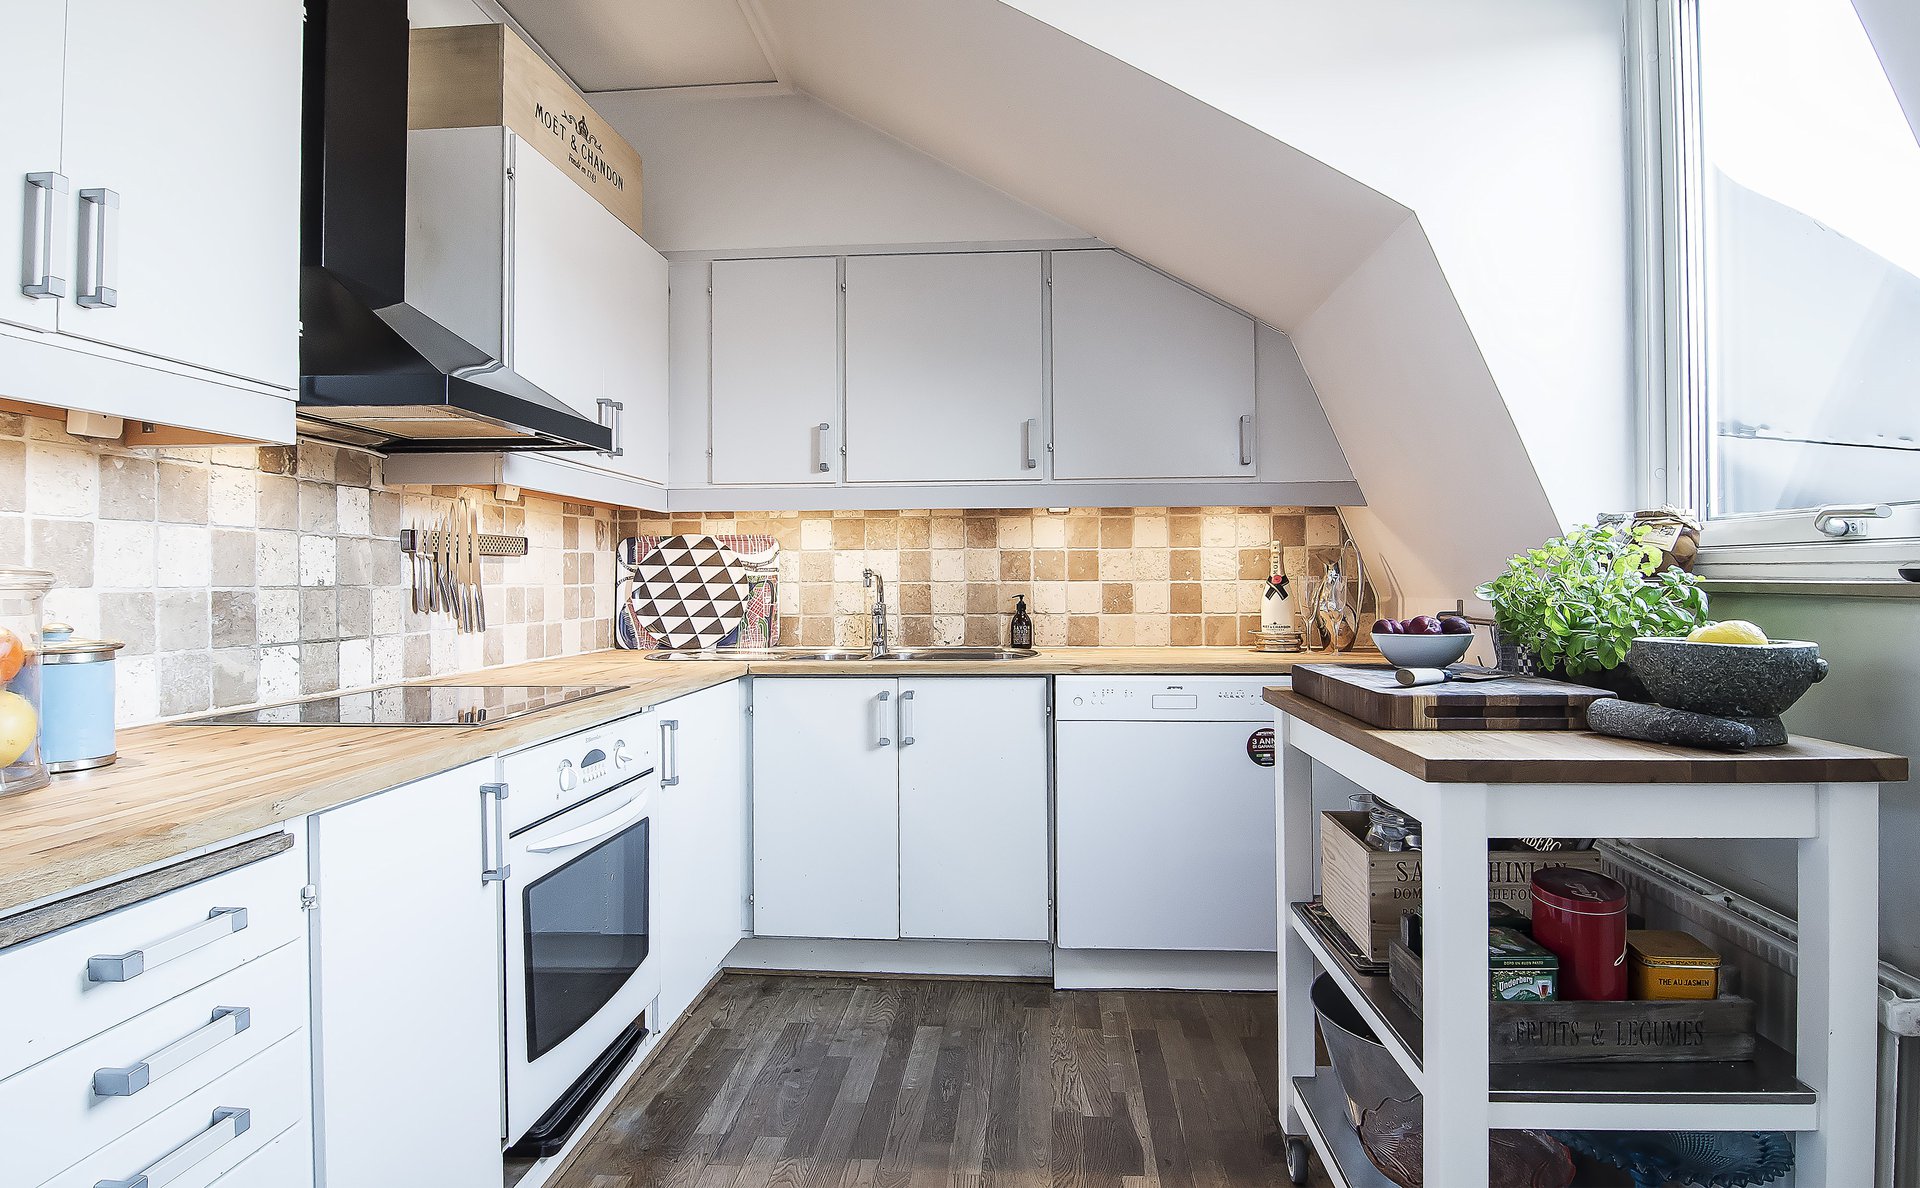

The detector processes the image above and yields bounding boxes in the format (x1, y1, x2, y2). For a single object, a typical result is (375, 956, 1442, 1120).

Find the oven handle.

(525, 792, 650, 855)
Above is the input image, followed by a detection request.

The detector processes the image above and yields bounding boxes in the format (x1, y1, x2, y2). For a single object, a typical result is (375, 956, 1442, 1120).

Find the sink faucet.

(863, 568, 890, 658)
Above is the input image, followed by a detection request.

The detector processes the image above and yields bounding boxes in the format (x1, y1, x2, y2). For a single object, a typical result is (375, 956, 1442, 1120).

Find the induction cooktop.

(180, 684, 627, 728)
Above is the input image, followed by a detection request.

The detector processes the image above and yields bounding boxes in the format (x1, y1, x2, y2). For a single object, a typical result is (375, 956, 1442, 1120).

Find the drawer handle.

(94, 1006, 251, 1097)
(87, 907, 248, 983)
(23, 171, 69, 299)
(94, 1106, 250, 1188)
(76, 186, 120, 309)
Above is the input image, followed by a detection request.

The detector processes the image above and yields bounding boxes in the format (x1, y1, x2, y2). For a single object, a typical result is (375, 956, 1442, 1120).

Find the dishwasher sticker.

(1247, 727, 1275, 767)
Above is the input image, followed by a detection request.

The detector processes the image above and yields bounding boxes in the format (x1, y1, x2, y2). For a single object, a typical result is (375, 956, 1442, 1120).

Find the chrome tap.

(863, 568, 890, 658)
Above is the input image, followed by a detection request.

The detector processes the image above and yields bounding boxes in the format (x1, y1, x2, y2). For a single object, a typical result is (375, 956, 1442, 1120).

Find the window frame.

(1634, 0, 1920, 583)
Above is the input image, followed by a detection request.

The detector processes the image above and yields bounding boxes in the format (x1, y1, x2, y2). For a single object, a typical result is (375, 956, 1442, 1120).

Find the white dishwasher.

(1054, 675, 1285, 990)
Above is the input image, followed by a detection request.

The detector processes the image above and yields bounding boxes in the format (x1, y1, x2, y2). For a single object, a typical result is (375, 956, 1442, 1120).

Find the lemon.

(0, 690, 35, 768)
(1687, 620, 1768, 645)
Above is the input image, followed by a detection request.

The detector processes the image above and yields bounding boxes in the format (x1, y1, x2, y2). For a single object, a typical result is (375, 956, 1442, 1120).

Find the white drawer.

(208, 1120, 310, 1188)
(41, 1032, 310, 1188)
(0, 941, 307, 1187)
(0, 845, 305, 1080)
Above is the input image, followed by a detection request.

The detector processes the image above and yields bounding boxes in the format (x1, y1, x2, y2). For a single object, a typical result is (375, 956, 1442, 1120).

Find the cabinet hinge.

(300, 884, 318, 911)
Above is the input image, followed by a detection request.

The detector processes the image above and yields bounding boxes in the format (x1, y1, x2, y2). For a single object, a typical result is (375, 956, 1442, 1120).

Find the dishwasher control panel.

(1055, 676, 1289, 722)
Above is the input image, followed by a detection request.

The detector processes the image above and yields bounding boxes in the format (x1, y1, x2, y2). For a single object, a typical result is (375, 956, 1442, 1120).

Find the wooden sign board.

(1292, 663, 1613, 731)
(409, 23, 644, 237)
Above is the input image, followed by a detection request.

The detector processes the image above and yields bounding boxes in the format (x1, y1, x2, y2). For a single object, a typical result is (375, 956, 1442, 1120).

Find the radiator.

(1600, 840, 1920, 1187)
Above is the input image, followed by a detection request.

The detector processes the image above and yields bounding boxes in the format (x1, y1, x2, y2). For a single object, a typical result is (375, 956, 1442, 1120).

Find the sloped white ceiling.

(498, 0, 776, 90)
(1855, 0, 1920, 141)
(744, 0, 1411, 328)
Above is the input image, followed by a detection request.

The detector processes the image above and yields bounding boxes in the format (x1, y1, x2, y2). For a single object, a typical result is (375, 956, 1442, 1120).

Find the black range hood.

(297, 0, 611, 454)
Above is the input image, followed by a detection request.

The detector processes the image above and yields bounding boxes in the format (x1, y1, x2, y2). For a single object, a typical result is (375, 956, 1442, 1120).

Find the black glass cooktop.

(181, 684, 627, 727)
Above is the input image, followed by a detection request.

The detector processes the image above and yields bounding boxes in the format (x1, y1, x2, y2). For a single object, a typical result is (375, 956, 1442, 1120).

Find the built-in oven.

(492, 710, 661, 1155)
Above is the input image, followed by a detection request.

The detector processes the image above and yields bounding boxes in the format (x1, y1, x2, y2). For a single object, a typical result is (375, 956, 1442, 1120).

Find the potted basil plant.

(1476, 522, 1709, 694)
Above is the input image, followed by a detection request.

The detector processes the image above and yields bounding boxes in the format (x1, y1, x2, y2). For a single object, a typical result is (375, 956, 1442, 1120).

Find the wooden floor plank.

(547, 975, 1323, 1188)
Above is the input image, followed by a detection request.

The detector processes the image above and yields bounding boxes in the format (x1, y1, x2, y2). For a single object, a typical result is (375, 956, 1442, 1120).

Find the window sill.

(1699, 576, 1920, 599)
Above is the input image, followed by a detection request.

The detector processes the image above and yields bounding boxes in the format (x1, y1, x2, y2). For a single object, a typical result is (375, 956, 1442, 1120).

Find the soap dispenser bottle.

(1009, 595, 1033, 649)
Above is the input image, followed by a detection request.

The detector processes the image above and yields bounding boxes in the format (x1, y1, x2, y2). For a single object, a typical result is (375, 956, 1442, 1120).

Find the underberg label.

(533, 102, 626, 194)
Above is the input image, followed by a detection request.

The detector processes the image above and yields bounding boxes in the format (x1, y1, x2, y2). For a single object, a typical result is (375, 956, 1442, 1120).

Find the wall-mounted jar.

(0, 568, 54, 797)
(40, 623, 123, 774)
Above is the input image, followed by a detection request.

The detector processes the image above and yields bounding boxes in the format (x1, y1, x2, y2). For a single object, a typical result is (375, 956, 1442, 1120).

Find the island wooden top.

(0, 647, 1335, 917)
(1265, 688, 1909, 785)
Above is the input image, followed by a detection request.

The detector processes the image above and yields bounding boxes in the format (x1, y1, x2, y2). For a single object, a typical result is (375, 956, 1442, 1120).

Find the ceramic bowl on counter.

(1371, 631, 1473, 670)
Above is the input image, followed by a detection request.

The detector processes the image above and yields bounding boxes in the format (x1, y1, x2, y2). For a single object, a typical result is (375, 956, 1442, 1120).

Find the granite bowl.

(1626, 636, 1828, 718)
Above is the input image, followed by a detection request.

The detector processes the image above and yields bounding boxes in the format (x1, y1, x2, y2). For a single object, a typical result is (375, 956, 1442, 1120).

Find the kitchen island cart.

(1267, 687, 1907, 1187)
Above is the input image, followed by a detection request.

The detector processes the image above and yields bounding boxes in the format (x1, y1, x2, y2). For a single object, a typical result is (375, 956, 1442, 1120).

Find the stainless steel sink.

(871, 647, 1038, 661)
(642, 646, 1037, 663)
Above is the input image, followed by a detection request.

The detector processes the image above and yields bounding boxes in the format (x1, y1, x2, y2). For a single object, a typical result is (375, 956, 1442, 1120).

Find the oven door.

(502, 776, 658, 1143)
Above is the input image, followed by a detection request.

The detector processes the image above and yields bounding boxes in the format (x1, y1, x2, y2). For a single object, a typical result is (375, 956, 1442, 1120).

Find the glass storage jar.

(0, 567, 54, 796)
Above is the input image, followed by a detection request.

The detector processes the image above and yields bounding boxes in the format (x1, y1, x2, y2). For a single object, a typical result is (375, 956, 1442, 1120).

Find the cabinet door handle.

(481, 781, 511, 884)
(597, 398, 625, 457)
(22, 172, 68, 299)
(87, 907, 247, 983)
(94, 1106, 250, 1188)
(814, 423, 832, 474)
(76, 187, 120, 309)
(898, 688, 915, 746)
(94, 1006, 251, 1097)
(1238, 414, 1254, 466)
(873, 689, 892, 748)
(1021, 418, 1039, 470)
(660, 719, 680, 786)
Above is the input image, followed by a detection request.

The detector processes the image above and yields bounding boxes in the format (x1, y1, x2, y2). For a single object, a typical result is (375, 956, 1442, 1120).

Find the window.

(1651, 0, 1920, 570)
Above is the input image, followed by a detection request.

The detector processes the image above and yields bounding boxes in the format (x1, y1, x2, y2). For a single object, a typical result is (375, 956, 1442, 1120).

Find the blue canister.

(41, 624, 122, 774)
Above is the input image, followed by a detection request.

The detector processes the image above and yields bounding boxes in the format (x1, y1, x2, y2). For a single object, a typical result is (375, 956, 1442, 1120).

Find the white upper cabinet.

(710, 256, 842, 485)
(843, 252, 1045, 484)
(1050, 249, 1258, 481)
(55, 0, 301, 389)
(2, 3, 66, 335)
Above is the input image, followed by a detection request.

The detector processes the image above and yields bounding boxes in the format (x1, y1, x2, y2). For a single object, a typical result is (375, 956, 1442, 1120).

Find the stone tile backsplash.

(2, 412, 614, 726)
(615, 507, 1367, 649)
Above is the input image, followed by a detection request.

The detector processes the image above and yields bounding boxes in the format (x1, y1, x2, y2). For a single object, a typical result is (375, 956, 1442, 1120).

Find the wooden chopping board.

(1291, 663, 1614, 730)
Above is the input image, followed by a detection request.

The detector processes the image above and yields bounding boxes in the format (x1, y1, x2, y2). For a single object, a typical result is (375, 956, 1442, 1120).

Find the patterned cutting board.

(628, 534, 751, 650)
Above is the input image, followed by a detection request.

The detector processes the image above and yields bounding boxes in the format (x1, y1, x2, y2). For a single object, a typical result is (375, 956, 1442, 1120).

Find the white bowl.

(1371, 631, 1473, 669)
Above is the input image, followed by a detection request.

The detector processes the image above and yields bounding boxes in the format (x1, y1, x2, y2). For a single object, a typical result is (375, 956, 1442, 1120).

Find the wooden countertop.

(0, 646, 1338, 917)
(1266, 688, 1909, 785)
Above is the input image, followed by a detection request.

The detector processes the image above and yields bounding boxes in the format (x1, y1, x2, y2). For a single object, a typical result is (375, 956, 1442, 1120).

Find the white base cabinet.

(654, 681, 750, 1028)
(752, 677, 1050, 944)
(307, 762, 502, 1187)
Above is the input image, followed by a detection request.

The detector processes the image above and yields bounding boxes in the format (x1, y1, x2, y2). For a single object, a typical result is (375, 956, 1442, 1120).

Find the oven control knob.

(557, 759, 577, 792)
(613, 742, 635, 769)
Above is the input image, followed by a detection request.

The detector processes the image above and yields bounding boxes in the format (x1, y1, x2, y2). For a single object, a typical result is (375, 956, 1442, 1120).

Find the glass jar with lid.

(0, 567, 54, 796)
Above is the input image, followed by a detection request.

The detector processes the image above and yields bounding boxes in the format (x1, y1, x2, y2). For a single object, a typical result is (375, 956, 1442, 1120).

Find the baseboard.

(725, 936, 1054, 980)
(1052, 948, 1277, 991)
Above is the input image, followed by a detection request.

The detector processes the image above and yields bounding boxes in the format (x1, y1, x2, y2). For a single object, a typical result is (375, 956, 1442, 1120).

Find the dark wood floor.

(548, 973, 1328, 1188)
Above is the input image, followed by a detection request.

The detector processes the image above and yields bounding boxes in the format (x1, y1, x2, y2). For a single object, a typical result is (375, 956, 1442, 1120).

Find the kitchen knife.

(1395, 665, 1506, 688)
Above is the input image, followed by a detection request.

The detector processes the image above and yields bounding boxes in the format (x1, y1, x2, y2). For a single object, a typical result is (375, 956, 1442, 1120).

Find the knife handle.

(1395, 667, 1452, 688)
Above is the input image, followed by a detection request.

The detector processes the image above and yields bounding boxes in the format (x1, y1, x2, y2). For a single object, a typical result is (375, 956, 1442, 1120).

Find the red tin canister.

(1529, 867, 1629, 1001)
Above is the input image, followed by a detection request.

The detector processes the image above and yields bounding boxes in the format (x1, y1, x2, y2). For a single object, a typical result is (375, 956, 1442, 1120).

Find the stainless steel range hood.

(297, 0, 610, 454)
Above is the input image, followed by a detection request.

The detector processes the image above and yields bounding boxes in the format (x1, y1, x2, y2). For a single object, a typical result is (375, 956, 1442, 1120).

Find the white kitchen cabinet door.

(308, 762, 503, 1186)
(1050, 249, 1257, 480)
(2, 0, 67, 334)
(1055, 720, 1278, 952)
(710, 257, 841, 485)
(751, 678, 900, 940)
(897, 678, 1051, 941)
(548, 232, 670, 485)
(654, 681, 749, 1027)
(512, 140, 662, 438)
(843, 252, 1045, 484)
(56, 0, 300, 389)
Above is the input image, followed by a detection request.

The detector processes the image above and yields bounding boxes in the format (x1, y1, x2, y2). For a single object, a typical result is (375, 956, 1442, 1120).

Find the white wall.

(1855, 0, 1920, 141)
(1006, 0, 1637, 537)
(594, 90, 1089, 254)
(1293, 218, 1560, 614)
